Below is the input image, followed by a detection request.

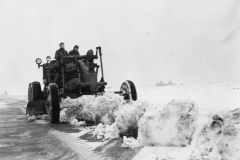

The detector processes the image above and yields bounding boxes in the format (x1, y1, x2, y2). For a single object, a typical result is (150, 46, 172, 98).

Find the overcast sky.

(0, 0, 239, 94)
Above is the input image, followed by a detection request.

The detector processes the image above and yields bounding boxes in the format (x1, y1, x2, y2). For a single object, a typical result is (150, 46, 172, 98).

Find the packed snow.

(138, 99, 198, 147)
(70, 119, 86, 126)
(91, 123, 119, 140)
(115, 100, 150, 135)
(60, 92, 199, 148)
(58, 82, 240, 160)
(190, 108, 240, 160)
(122, 136, 142, 149)
(60, 93, 124, 123)
(60, 109, 68, 122)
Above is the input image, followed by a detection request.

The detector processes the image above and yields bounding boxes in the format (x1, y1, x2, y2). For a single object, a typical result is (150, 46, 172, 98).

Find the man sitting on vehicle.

(54, 42, 69, 67)
(47, 42, 69, 69)
(55, 42, 69, 60)
(69, 45, 80, 56)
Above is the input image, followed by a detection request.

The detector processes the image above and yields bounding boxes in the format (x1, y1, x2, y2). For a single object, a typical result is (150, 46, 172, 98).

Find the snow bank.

(81, 93, 124, 124)
(89, 99, 199, 148)
(60, 93, 125, 123)
(190, 108, 240, 160)
(60, 97, 84, 121)
(138, 100, 199, 146)
(61, 94, 199, 148)
(115, 100, 150, 135)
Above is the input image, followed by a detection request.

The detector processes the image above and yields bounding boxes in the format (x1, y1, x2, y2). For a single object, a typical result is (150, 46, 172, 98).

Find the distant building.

(4, 91, 7, 94)
(156, 81, 167, 87)
(167, 81, 175, 85)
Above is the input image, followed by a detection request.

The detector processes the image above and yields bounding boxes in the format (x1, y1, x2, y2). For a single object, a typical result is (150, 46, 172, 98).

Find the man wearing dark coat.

(55, 42, 69, 61)
(46, 42, 68, 69)
(53, 42, 69, 68)
(69, 45, 80, 56)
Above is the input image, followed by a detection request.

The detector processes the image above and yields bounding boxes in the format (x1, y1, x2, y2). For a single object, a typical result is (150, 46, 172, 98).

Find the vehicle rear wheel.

(120, 80, 137, 101)
(28, 81, 42, 102)
(47, 83, 60, 123)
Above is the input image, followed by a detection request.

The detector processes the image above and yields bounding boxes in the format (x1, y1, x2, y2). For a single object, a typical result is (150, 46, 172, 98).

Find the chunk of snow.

(138, 99, 199, 146)
(122, 136, 142, 149)
(190, 108, 240, 160)
(91, 123, 119, 140)
(70, 118, 86, 126)
(97, 135, 103, 139)
(28, 115, 36, 122)
(115, 100, 150, 134)
(60, 109, 68, 122)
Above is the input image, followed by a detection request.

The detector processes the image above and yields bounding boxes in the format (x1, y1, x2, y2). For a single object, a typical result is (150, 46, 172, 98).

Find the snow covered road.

(0, 99, 98, 160)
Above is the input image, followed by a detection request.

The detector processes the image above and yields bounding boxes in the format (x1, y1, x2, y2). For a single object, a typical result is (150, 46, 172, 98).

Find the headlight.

(46, 56, 51, 61)
(36, 58, 42, 64)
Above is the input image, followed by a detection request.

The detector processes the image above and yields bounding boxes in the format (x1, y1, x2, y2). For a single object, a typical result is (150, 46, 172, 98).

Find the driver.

(47, 42, 69, 69)
(53, 42, 69, 68)
(55, 42, 69, 61)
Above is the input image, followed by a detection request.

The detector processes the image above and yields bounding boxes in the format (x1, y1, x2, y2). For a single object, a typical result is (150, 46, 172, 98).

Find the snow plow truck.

(26, 46, 137, 123)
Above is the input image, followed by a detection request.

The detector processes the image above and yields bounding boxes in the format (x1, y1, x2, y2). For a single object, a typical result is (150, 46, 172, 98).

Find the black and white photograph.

(0, 0, 240, 159)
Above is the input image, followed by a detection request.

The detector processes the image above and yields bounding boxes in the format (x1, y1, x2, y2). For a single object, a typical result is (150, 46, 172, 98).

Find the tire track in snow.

(50, 130, 108, 160)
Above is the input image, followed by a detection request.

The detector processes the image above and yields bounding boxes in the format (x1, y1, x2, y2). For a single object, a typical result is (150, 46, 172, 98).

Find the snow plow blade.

(26, 100, 46, 116)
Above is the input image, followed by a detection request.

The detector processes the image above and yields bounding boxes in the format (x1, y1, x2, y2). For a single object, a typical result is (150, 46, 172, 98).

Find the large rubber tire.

(28, 82, 42, 102)
(120, 80, 137, 101)
(46, 83, 60, 124)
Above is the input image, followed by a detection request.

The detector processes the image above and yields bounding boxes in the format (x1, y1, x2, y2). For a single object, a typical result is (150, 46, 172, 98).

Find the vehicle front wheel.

(120, 80, 137, 101)
(28, 81, 42, 102)
(46, 83, 60, 123)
